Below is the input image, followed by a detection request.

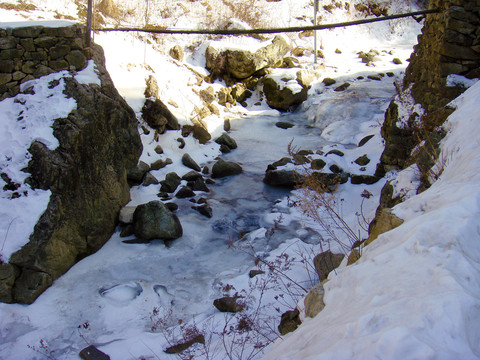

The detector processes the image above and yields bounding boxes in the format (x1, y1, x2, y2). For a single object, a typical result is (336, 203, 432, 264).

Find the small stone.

(224, 118, 231, 131)
(354, 154, 370, 166)
(142, 172, 159, 186)
(176, 186, 195, 198)
(304, 284, 325, 318)
(160, 172, 181, 193)
(329, 164, 343, 174)
(322, 77, 336, 86)
(219, 144, 231, 153)
(154, 145, 163, 154)
(215, 132, 237, 150)
(367, 75, 382, 81)
(165, 202, 178, 212)
(192, 204, 213, 218)
(177, 137, 185, 149)
(213, 296, 244, 313)
(164, 335, 205, 354)
(313, 251, 345, 281)
(249, 270, 265, 278)
(276, 121, 294, 129)
(392, 58, 402, 64)
(79, 345, 110, 360)
(334, 82, 350, 92)
(182, 153, 201, 171)
(326, 149, 344, 157)
(358, 134, 374, 147)
(150, 158, 172, 171)
(278, 309, 301, 335)
(169, 45, 184, 61)
(311, 158, 326, 170)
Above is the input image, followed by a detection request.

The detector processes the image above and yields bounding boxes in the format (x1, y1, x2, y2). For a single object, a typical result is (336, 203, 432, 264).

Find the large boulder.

(263, 76, 308, 111)
(206, 35, 290, 80)
(5, 44, 142, 304)
(133, 201, 183, 241)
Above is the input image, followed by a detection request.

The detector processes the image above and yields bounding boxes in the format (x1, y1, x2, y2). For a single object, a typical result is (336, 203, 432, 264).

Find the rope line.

(94, 9, 440, 36)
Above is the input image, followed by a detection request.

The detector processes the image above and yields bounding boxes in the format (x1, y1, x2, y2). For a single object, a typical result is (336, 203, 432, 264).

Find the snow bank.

(262, 81, 480, 359)
(0, 62, 101, 261)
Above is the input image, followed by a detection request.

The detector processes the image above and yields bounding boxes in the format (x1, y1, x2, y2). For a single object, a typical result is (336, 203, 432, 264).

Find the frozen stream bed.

(0, 75, 399, 359)
(0, 17, 421, 357)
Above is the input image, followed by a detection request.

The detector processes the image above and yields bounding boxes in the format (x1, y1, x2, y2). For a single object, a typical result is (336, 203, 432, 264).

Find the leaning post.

(313, 0, 318, 64)
(86, 0, 93, 47)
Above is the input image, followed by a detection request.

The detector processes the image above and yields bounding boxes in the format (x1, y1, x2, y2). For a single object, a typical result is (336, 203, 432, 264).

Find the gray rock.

(278, 309, 301, 335)
(79, 345, 110, 360)
(276, 121, 294, 129)
(322, 77, 336, 86)
(133, 200, 183, 241)
(213, 296, 244, 313)
(354, 155, 370, 166)
(182, 171, 203, 182)
(192, 204, 213, 218)
(263, 169, 301, 187)
(215, 132, 238, 150)
(304, 284, 325, 318)
(150, 158, 172, 171)
(358, 134, 374, 147)
(263, 76, 308, 111)
(311, 158, 326, 170)
(212, 159, 242, 178)
(142, 98, 179, 132)
(350, 174, 380, 184)
(189, 178, 210, 192)
(160, 172, 181, 193)
(164, 335, 205, 355)
(175, 186, 195, 198)
(182, 153, 201, 171)
(334, 82, 350, 92)
(127, 161, 150, 184)
(314, 251, 345, 282)
(143, 172, 159, 186)
(65, 50, 87, 70)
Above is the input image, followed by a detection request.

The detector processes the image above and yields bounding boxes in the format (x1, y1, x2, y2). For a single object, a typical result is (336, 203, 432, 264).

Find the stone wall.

(0, 23, 89, 101)
(404, 0, 480, 122)
(377, 0, 480, 177)
(371, 0, 480, 241)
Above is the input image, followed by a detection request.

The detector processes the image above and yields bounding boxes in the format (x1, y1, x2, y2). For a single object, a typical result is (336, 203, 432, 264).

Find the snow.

(0, 20, 76, 28)
(1, 1, 479, 360)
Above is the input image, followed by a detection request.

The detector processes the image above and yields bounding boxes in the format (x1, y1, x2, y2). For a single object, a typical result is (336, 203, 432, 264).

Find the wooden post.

(86, 0, 93, 47)
(314, 0, 318, 64)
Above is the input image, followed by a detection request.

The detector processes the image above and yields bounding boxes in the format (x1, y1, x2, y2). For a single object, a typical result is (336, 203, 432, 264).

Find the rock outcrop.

(0, 30, 142, 303)
(205, 35, 290, 80)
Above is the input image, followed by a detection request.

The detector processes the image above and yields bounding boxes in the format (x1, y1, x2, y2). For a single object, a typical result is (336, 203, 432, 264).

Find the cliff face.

(0, 25, 142, 304)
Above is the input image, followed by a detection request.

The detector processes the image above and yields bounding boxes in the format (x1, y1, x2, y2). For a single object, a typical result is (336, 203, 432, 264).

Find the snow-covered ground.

(1, 0, 479, 359)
